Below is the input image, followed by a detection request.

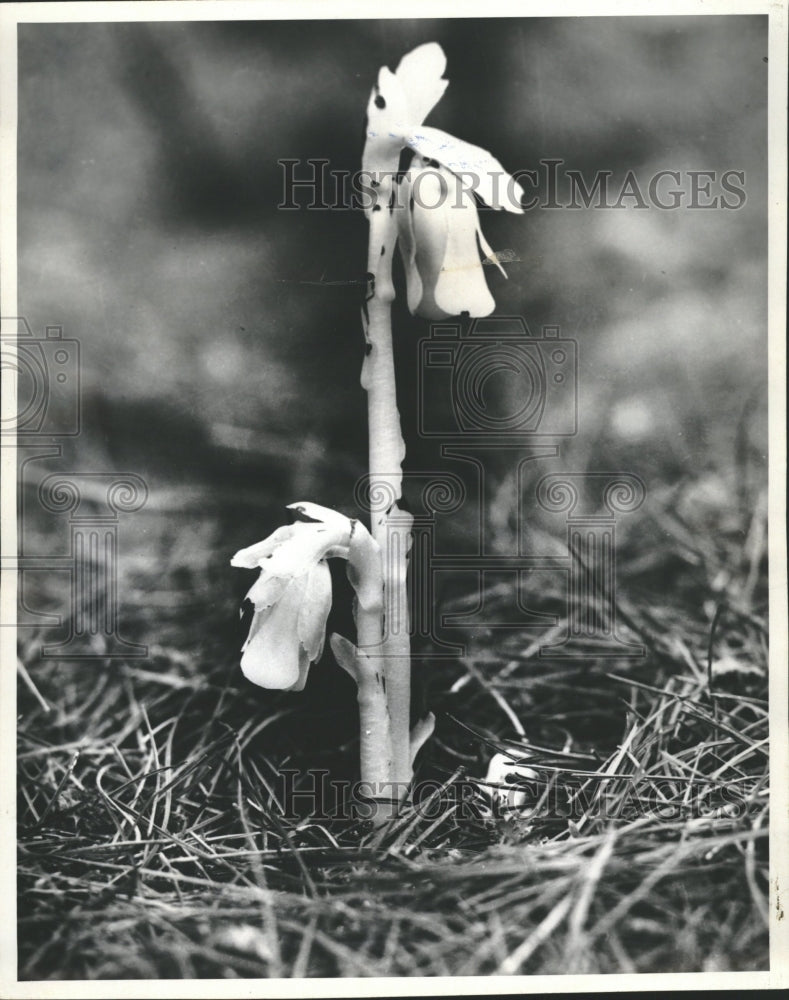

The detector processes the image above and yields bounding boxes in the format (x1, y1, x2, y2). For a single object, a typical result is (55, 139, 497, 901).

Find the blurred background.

(16, 14, 768, 644)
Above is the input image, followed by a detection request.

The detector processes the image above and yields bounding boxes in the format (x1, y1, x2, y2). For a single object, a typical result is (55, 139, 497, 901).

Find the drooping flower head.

(397, 161, 509, 319)
(363, 42, 523, 319)
(231, 503, 378, 692)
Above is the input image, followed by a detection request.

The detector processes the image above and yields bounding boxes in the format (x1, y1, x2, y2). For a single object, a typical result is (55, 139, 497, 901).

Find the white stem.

(333, 519, 398, 824)
(362, 180, 414, 796)
(330, 634, 393, 817)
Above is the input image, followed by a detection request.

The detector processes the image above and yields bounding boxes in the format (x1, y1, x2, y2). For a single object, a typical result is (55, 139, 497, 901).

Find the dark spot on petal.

(409, 196, 415, 212)
(374, 95, 386, 109)
(380, 245, 385, 256)
(371, 179, 380, 188)
(373, 204, 381, 212)
(365, 343, 373, 356)
(396, 147, 415, 181)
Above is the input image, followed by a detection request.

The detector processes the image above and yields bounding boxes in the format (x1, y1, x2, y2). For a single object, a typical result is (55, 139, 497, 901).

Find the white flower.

(363, 43, 522, 319)
(397, 161, 507, 320)
(231, 504, 359, 692)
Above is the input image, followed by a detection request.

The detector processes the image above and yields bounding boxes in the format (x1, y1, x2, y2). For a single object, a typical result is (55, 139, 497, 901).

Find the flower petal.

(297, 560, 332, 664)
(231, 525, 295, 569)
(262, 521, 346, 578)
(403, 167, 496, 319)
(246, 572, 289, 611)
(361, 67, 410, 185)
(286, 647, 313, 693)
(240, 576, 306, 689)
(362, 43, 448, 187)
(408, 170, 451, 319)
(287, 502, 353, 533)
(395, 173, 424, 315)
(371, 66, 411, 127)
(476, 223, 508, 278)
(432, 185, 496, 319)
(242, 602, 272, 652)
(394, 42, 448, 127)
(405, 126, 524, 213)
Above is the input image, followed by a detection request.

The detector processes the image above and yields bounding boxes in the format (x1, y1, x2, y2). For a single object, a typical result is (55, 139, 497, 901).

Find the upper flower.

(397, 160, 507, 319)
(362, 42, 523, 319)
(231, 504, 377, 692)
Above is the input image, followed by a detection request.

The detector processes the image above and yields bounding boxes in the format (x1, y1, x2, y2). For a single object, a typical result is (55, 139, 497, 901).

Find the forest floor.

(15, 457, 771, 980)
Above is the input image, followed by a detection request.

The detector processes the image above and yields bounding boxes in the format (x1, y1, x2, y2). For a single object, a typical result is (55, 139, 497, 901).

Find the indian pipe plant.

(232, 42, 523, 821)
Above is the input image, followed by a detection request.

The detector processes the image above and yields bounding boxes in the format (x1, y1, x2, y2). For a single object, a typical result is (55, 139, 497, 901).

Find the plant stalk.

(361, 180, 414, 796)
(331, 522, 396, 822)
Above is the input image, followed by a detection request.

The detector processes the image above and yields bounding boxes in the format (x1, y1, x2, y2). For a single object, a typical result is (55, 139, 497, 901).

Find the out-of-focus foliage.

(19, 16, 767, 499)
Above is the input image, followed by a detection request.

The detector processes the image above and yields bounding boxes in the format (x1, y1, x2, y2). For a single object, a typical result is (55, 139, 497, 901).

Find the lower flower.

(232, 508, 347, 691)
(231, 503, 380, 693)
(239, 556, 331, 691)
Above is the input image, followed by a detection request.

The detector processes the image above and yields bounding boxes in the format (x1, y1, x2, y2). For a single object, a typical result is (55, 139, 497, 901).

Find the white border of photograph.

(1, 1, 786, 996)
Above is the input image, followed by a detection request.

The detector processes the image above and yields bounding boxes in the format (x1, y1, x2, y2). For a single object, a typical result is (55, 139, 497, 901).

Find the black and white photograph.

(1, 1, 787, 994)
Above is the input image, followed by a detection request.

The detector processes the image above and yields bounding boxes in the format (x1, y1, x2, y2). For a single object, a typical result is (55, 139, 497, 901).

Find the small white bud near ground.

(484, 752, 539, 813)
